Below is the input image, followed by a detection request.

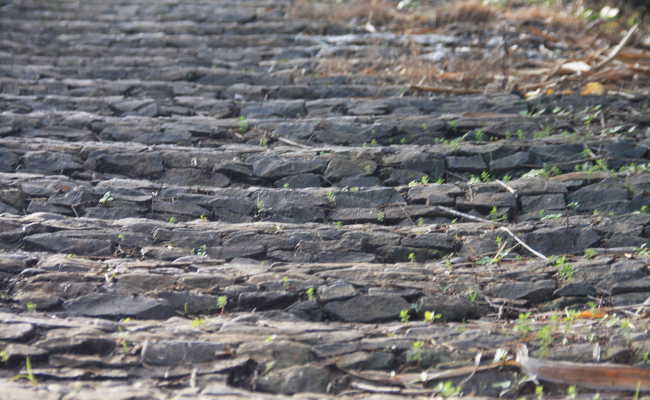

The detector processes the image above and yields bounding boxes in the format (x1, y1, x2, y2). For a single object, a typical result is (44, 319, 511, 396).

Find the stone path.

(1, 0, 650, 398)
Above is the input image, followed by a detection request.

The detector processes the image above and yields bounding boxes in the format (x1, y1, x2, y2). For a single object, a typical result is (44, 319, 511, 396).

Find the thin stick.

(275, 136, 311, 149)
(496, 179, 517, 195)
(498, 227, 548, 261)
(592, 24, 639, 71)
(435, 205, 497, 225)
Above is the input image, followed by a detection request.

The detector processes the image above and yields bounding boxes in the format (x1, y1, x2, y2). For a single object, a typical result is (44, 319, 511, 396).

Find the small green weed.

(194, 244, 207, 257)
(408, 252, 416, 263)
(553, 255, 575, 281)
(191, 317, 206, 328)
(424, 311, 442, 323)
(434, 380, 462, 398)
(408, 341, 425, 363)
(217, 295, 228, 313)
(327, 191, 336, 205)
(515, 312, 532, 335)
(12, 357, 37, 384)
(584, 248, 598, 259)
(99, 191, 114, 206)
(238, 116, 249, 133)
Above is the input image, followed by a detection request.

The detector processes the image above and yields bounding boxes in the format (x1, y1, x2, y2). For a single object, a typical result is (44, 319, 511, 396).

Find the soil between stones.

(1, 0, 650, 399)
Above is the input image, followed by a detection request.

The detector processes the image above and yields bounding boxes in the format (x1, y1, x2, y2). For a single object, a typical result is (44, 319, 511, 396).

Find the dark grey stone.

(401, 233, 457, 251)
(84, 206, 144, 219)
(274, 173, 321, 188)
(323, 295, 409, 322)
(317, 282, 357, 302)
(381, 168, 428, 186)
(407, 184, 461, 205)
(252, 156, 325, 179)
(553, 283, 598, 298)
(347, 100, 391, 115)
(255, 365, 332, 394)
(207, 244, 265, 259)
(383, 150, 445, 175)
(529, 144, 583, 163)
(63, 293, 175, 320)
(209, 196, 255, 223)
(604, 140, 647, 159)
(329, 207, 384, 223)
(285, 300, 323, 321)
(0, 150, 19, 171)
(489, 151, 531, 171)
(142, 341, 226, 366)
(567, 182, 631, 213)
(237, 340, 315, 369)
(237, 291, 297, 311)
(524, 226, 600, 255)
(22, 151, 82, 173)
(335, 351, 395, 370)
(156, 291, 222, 314)
(213, 160, 253, 178)
(488, 280, 556, 304)
(446, 155, 486, 172)
(520, 194, 566, 213)
(23, 232, 113, 256)
(35, 335, 115, 355)
(0, 323, 35, 341)
(0, 188, 25, 210)
(333, 188, 404, 208)
(242, 100, 307, 119)
(110, 99, 160, 117)
(94, 152, 164, 178)
(457, 192, 517, 210)
(47, 188, 98, 208)
(416, 295, 484, 321)
(338, 175, 382, 187)
(324, 158, 376, 180)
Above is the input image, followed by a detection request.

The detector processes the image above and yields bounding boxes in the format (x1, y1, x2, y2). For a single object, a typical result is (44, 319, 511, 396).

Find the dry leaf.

(581, 82, 605, 95)
(561, 61, 591, 74)
(575, 308, 607, 319)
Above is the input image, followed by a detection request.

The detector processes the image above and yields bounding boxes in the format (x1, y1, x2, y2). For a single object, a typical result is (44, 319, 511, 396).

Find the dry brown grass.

(288, 0, 407, 30)
(289, 0, 498, 32)
(294, 0, 647, 92)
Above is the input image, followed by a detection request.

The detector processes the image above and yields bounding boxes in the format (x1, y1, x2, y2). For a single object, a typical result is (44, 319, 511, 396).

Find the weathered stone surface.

(63, 293, 175, 320)
(255, 365, 333, 394)
(489, 151, 530, 171)
(142, 341, 227, 366)
(487, 280, 556, 305)
(237, 340, 315, 369)
(567, 182, 631, 213)
(520, 193, 566, 213)
(416, 295, 485, 321)
(1, 0, 650, 399)
(323, 295, 409, 322)
(524, 226, 601, 255)
(0, 323, 35, 341)
(252, 156, 326, 179)
(324, 158, 377, 180)
(317, 281, 357, 302)
(445, 155, 486, 172)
